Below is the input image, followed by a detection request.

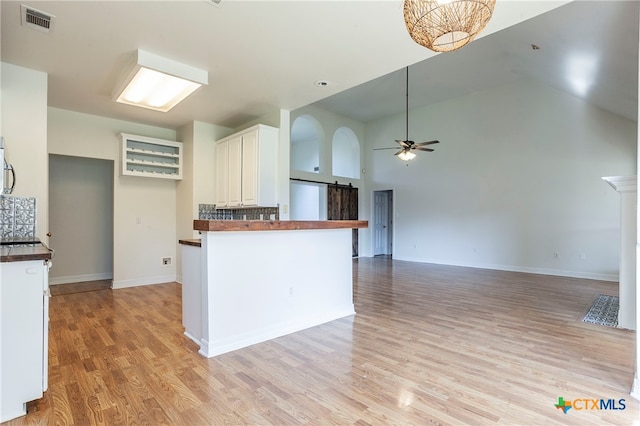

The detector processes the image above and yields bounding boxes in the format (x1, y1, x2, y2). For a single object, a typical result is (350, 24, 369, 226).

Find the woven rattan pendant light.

(404, 0, 496, 52)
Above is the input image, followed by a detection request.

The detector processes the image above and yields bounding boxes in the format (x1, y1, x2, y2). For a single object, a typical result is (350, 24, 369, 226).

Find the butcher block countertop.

(193, 220, 368, 232)
(0, 238, 53, 263)
(178, 239, 201, 247)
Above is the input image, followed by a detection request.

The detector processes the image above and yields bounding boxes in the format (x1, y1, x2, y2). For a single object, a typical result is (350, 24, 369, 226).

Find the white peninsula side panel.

(181, 243, 202, 344)
(199, 228, 354, 357)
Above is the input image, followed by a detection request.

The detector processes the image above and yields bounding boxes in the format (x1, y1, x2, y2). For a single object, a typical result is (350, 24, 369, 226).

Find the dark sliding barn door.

(327, 184, 358, 257)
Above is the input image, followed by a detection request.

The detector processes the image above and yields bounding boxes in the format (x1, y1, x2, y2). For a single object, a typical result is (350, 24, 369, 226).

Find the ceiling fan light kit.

(373, 67, 440, 162)
(403, 0, 496, 52)
(397, 150, 416, 161)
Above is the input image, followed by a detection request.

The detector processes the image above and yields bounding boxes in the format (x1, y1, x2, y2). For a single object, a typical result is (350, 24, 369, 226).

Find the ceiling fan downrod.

(405, 66, 409, 144)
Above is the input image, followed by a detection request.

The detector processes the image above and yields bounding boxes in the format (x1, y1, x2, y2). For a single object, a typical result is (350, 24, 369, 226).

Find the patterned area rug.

(583, 294, 619, 327)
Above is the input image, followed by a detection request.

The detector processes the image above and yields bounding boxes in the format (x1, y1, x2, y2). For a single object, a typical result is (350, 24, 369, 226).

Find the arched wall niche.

(291, 114, 323, 173)
(332, 126, 360, 179)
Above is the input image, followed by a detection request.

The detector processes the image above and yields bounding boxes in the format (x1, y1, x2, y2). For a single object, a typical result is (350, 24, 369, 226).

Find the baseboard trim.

(389, 256, 619, 282)
(198, 308, 355, 358)
(183, 331, 200, 346)
(49, 272, 113, 285)
(112, 274, 177, 289)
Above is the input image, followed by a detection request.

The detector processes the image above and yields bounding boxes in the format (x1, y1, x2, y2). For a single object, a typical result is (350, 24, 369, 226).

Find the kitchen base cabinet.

(191, 220, 368, 358)
(0, 259, 48, 423)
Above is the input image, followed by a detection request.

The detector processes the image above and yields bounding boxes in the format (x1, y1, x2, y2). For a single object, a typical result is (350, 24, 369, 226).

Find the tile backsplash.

(199, 204, 279, 221)
(0, 196, 37, 238)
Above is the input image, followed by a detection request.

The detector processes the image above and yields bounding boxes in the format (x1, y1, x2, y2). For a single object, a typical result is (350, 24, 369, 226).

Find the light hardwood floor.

(5, 258, 639, 425)
(49, 280, 111, 296)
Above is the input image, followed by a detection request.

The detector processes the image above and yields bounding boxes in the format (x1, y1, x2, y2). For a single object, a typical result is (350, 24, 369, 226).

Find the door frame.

(48, 154, 114, 285)
(372, 189, 393, 256)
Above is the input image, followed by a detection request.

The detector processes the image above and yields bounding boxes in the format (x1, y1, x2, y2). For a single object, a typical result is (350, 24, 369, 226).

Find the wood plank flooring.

(5, 258, 638, 425)
(49, 280, 112, 296)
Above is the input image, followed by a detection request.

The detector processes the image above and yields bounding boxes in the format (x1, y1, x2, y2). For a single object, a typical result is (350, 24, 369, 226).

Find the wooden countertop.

(193, 220, 368, 232)
(178, 239, 201, 247)
(0, 243, 53, 263)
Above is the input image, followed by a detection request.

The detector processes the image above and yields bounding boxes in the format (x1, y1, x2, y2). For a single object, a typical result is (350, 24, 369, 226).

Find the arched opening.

(291, 115, 322, 173)
(332, 127, 360, 179)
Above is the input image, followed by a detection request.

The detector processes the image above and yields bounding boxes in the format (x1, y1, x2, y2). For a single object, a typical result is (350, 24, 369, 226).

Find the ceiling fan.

(374, 66, 439, 161)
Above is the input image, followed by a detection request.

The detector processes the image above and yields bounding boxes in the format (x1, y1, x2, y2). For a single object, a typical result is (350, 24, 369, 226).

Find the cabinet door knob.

(46, 232, 52, 237)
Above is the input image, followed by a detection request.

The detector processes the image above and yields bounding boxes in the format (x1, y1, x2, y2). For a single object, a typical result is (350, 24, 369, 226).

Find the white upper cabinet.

(215, 124, 279, 208)
(240, 130, 259, 206)
(227, 136, 243, 207)
(120, 133, 183, 180)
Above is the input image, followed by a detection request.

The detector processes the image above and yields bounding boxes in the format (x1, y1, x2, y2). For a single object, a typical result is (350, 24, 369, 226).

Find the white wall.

(277, 110, 291, 220)
(332, 127, 361, 179)
(1, 63, 48, 238)
(291, 135, 320, 173)
(176, 121, 233, 240)
(290, 182, 328, 221)
(365, 78, 637, 280)
(176, 120, 233, 282)
(200, 228, 354, 357)
(48, 107, 178, 288)
(291, 105, 365, 185)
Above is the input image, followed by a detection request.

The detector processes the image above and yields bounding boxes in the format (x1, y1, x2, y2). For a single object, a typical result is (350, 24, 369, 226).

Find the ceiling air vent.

(21, 4, 55, 33)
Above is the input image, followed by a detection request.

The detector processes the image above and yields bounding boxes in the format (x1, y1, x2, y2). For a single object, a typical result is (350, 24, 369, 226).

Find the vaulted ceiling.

(315, 0, 639, 123)
(1, 1, 636, 130)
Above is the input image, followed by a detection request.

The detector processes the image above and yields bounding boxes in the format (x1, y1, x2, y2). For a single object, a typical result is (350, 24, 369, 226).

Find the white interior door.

(373, 190, 392, 255)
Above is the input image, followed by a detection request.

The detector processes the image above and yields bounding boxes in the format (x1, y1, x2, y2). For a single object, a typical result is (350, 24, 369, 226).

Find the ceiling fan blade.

(393, 149, 405, 156)
(373, 147, 401, 151)
(415, 140, 440, 146)
(415, 147, 434, 152)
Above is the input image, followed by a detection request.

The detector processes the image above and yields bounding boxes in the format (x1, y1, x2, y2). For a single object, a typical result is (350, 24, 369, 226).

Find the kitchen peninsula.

(179, 219, 367, 358)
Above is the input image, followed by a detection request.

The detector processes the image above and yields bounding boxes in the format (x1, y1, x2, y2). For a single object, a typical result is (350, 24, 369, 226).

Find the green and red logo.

(554, 396, 626, 414)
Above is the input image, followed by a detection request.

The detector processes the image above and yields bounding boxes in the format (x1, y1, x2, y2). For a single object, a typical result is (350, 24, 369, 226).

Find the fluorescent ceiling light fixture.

(114, 49, 208, 112)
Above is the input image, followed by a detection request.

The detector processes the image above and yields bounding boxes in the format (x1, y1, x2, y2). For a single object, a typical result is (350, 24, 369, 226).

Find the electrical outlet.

(162, 257, 172, 266)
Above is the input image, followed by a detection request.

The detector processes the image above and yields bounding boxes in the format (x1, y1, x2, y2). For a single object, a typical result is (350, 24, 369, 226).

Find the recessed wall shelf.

(120, 133, 183, 180)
